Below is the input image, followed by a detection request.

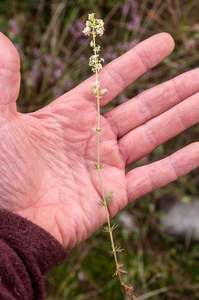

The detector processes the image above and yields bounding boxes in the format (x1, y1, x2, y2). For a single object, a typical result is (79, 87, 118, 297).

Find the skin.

(0, 32, 199, 249)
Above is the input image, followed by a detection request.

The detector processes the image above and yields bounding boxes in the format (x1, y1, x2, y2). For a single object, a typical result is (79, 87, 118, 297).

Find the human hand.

(0, 32, 199, 249)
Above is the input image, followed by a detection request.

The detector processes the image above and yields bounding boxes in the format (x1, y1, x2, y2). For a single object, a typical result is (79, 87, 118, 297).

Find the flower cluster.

(82, 13, 105, 37)
(89, 81, 107, 97)
(89, 80, 100, 93)
(83, 13, 107, 97)
(90, 40, 101, 53)
(89, 54, 104, 73)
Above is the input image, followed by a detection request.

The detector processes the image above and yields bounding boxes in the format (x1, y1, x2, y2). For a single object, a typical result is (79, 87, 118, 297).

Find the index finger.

(74, 33, 175, 106)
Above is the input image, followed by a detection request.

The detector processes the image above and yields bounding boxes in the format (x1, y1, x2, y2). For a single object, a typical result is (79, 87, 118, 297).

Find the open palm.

(1, 32, 199, 249)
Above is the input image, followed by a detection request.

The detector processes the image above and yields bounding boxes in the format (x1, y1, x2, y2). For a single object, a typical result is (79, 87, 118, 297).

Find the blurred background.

(1, 0, 199, 299)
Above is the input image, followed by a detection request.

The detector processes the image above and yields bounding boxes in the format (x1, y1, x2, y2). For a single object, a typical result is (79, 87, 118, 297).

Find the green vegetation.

(1, 0, 199, 299)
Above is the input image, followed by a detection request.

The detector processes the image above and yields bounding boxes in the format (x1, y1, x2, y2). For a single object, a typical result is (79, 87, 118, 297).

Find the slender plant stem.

(92, 37, 122, 281)
(93, 31, 118, 268)
(83, 14, 137, 299)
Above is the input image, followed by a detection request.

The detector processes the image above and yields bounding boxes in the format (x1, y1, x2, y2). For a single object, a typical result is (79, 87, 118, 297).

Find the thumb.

(0, 32, 20, 117)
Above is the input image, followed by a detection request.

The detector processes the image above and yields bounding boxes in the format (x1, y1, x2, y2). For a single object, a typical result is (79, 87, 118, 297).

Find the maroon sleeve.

(0, 210, 69, 300)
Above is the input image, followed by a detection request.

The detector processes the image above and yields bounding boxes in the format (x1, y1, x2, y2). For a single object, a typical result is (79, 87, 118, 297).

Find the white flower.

(89, 81, 100, 88)
(100, 89, 108, 95)
(98, 19, 104, 27)
(83, 14, 105, 38)
(88, 13, 95, 21)
(95, 24, 104, 36)
(89, 55, 104, 73)
(86, 20, 91, 27)
(82, 26, 91, 36)
(92, 127, 101, 132)
(91, 63, 102, 72)
(95, 45, 101, 52)
(90, 40, 94, 47)
(89, 81, 100, 95)
(89, 54, 98, 65)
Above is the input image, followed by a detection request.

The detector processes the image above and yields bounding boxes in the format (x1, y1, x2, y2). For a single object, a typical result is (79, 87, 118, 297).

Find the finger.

(74, 33, 175, 106)
(119, 90, 199, 166)
(105, 68, 199, 138)
(0, 32, 20, 117)
(126, 143, 199, 202)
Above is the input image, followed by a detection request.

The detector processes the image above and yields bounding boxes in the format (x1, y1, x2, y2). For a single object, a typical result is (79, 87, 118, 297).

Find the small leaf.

(110, 223, 118, 231)
(112, 269, 119, 277)
(98, 201, 105, 206)
(95, 127, 102, 132)
(118, 268, 128, 274)
(107, 199, 113, 205)
(93, 163, 104, 170)
(93, 163, 98, 169)
(102, 226, 110, 232)
(115, 246, 124, 253)
(99, 164, 104, 169)
(105, 190, 114, 205)
(109, 246, 124, 256)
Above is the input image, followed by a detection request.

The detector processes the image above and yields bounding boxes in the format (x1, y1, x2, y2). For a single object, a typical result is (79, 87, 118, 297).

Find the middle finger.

(104, 68, 199, 139)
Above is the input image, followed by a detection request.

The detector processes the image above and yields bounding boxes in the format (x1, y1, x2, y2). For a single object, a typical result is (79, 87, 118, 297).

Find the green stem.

(88, 18, 136, 300)
(92, 27, 121, 279)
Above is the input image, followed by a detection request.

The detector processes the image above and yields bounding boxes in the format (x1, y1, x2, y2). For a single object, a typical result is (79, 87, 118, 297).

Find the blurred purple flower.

(127, 15, 140, 31)
(42, 53, 51, 64)
(121, 3, 129, 16)
(137, 88, 145, 95)
(28, 60, 41, 88)
(32, 47, 41, 57)
(79, 54, 86, 62)
(129, 39, 139, 48)
(104, 45, 118, 61)
(146, 70, 152, 75)
(53, 88, 63, 98)
(14, 43, 20, 52)
(100, 107, 105, 114)
(126, 16, 140, 31)
(68, 18, 85, 39)
(116, 43, 123, 51)
(111, 52, 118, 59)
(48, 77, 55, 84)
(118, 94, 128, 103)
(54, 57, 64, 69)
(14, 43, 25, 60)
(121, 0, 141, 31)
(64, 79, 74, 88)
(53, 68, 63, 79)
(122, 0, 138, 14)
(117, 39, 138, 52)
(130, 0, 138, 9)
(78, 38, 86, 45)
(8, 19, 19, 36)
